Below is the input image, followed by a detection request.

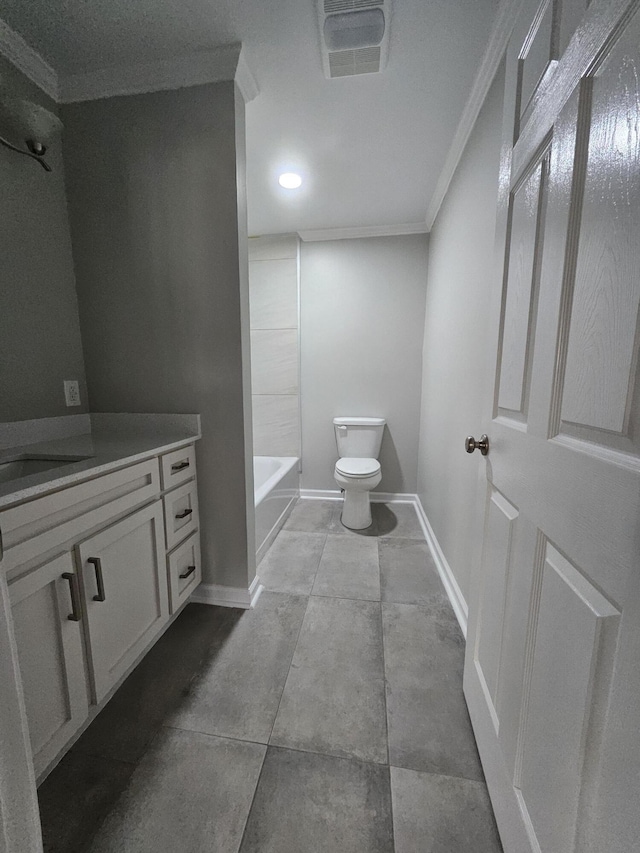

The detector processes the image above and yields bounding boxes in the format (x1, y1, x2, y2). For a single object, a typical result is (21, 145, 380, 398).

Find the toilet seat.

(335, 457, 381, 478)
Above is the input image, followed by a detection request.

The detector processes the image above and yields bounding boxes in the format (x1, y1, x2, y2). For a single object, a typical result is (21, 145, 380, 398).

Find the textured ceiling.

(0, 0, 500, 235)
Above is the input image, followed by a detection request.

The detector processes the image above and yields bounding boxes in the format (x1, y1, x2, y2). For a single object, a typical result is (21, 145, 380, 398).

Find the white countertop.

(0, 413, 201, 509)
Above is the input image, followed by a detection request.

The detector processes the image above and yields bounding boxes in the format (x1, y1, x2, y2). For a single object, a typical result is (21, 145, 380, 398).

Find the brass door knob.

(465, 435, 489, 456)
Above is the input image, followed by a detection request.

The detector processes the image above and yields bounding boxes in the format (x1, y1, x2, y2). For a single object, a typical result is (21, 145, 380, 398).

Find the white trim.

(424, 0, 523, 229)
(414, 496, 469, 637)
(59, 43, 243, 103)
(299, 488, 416, 503)
(299, 488, 343, 501)
(235, 49, 259, 103)
(249, 575, 264, 608)
(298, 222, 429, 242)
(190, 573, 263, 609)
(0, 17, 58, 101)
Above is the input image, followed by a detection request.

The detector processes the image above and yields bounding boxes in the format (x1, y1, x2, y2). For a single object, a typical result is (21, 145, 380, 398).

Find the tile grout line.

(378, 539, 397, 852)
(265, 590, 314, 746)
(307, 530, 329, 598)
(387, 763, 492, 786)
(235, 551, 320, 853)
(234, 741, 269, 853)
(163, 721, 392, 769)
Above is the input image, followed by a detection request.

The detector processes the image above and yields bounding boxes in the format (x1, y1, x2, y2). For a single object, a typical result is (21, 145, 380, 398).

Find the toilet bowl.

(333, 417, 386, 530)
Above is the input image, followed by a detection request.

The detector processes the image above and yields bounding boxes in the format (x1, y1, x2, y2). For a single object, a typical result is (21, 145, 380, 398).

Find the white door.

(78, 501, 168, 702)
(464, 1, 640, 851)
(9, 552, 89, 778)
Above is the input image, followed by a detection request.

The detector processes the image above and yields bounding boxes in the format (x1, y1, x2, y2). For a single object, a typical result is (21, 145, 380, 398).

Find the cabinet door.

(9, 552, 89, 778)
(78, 501, 168, 702)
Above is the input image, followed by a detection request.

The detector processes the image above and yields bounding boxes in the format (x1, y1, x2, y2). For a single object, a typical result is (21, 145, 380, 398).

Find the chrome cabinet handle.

(465, 434, 490, 456)
(171, 461, 190, 472)
(179, 565, 196, 580)
(62, 572, 81, 621)
(175, 508, 193, 520)
(87, 557, 106, 602)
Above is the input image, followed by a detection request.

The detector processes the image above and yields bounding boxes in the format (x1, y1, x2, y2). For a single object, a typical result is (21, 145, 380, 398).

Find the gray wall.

(300, 234, 428, 493)
(62, 81, 253, 589)
(0, 55, 87, 422)
(249, 234, 300, 457)
(417, 62, 505, 604)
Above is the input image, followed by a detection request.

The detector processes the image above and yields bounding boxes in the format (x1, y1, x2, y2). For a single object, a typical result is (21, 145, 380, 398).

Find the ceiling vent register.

(318, 0, 391, 78)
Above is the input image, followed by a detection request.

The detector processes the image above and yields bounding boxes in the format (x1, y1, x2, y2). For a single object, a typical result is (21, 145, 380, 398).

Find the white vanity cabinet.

(78, 501, 168, 702)
(9, 552, 89, 778)
(1, 439, 201, 781)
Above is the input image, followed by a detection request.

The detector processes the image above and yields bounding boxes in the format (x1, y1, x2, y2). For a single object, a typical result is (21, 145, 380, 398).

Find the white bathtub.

(254, 456, 299, 564)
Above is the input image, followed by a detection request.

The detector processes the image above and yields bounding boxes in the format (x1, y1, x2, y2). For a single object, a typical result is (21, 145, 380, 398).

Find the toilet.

(333, 417, 386, 530)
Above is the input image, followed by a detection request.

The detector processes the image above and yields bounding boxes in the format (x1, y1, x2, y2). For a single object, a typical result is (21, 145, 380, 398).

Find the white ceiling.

(0, 0, 500, 236)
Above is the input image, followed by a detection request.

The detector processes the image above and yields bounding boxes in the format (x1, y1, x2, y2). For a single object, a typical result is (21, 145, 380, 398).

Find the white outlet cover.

(64, 380, 81, 407)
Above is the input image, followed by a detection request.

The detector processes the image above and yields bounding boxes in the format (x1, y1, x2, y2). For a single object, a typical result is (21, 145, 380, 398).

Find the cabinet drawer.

(160, 445, 196, 490)
(163, 480, 199, 551)
(167, 532, 202, 613)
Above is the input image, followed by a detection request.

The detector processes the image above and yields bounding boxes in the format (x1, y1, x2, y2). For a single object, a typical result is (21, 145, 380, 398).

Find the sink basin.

(0, 456, 91, 485)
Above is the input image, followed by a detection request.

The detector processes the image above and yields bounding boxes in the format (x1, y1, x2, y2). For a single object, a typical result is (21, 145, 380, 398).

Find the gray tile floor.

(38, 500, 502, 853)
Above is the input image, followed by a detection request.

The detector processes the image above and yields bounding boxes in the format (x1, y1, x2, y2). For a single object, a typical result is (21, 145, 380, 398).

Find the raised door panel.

(9, 552, 89, 777)
(78, 502, 168, 702)
(517, 0, 589, 131)
(558, 0, 589, 55)
(519, 0, 557, 126)
(518, 543, 620, 852)
(474, 490, 519, 728)
(559, 18, 640, 441)
(498, 155, 548, 417)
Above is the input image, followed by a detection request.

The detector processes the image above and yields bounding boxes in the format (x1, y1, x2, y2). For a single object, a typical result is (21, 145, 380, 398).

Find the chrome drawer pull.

(179, 565, 197, 580)
(175, 508, 193, 519)
(87, 557, 106, 602)
(62, 572, 81, 622)
(171, 461, 190, 472)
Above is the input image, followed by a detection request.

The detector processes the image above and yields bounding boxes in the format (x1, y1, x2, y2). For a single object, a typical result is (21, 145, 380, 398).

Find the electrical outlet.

(64, 380, 81, 407)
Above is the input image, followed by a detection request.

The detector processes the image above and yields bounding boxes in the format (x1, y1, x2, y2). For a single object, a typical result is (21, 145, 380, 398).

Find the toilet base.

(340, 489, 372, 530)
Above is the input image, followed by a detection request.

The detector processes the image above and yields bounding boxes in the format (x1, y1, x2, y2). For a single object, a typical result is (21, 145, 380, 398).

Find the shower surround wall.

(249, 235, 300, 458)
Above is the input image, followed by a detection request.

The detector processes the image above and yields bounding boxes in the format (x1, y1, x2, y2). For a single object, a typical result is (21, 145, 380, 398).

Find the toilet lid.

(335, 457, 381, 478)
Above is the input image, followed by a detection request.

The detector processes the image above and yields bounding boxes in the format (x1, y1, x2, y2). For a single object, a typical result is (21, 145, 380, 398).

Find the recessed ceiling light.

(279, 172, 302, 189)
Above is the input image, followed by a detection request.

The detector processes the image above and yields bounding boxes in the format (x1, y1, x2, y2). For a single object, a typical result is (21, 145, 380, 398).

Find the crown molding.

(298, 221, 429, 242)
(424, 0, 524, 230)
(235, 50, 259, 103)
(59, 43, 245, 103)
(0, 17, 58, 100)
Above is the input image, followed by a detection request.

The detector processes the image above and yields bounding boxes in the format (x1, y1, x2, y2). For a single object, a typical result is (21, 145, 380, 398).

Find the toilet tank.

(333, 417, 386, 458)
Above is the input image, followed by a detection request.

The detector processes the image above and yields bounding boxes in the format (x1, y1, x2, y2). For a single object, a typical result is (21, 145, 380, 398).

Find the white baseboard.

(414, 497, 468, 638)
(299, 489, 416, 503)
(191, 573, 263, 609)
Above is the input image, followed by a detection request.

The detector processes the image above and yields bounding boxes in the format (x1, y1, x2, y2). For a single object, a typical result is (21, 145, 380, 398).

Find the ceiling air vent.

(318, 0, 391, 79)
